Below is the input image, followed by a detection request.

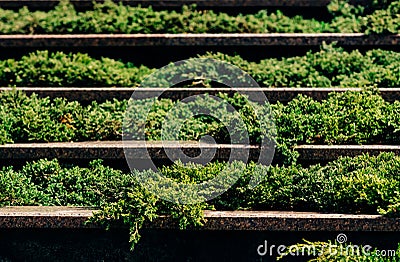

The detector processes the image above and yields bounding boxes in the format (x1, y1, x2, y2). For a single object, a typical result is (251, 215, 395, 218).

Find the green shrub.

(0, 50, 153, 87)
(0, 90, 126, 143)
(274, 89, 400, 146)
(1, 158, 206, 249)
(0, 0, 397, 34)
(206, 153, 400, 215)
(6, 153, 400, 216)
(0, 166, 43, 205)
(2, 153, 400, 249)
(0, 89, 399, 166)
(202, 44, 400, 87)
(362, 1, 400, 34)
(2, 45, 400, 87)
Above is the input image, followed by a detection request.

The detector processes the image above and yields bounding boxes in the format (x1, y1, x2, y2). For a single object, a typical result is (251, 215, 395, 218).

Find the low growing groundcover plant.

(0, 89, 399, 165)
(0, 0, 398, 34)
(0, 44, 400, 87)
(1, 152, 400, 249)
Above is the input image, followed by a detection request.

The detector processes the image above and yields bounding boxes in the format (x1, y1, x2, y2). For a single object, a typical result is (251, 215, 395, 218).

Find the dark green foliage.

(362, 1, 400, 34)
(6, 152, 400, 217)
(1, 91, 263, 144)
(207, 153, 400, 216)
(324, 0, 399, 34)
(0, 90, 399, 166)
(2, 153, 400, 249)
(274, 89, 400, 146)
(0, 158, 206, 249)
(0, 90, 125, 144)
(0, 1, 331, 34)
(1, 45, 400, 87)
(273, 89, 400, 163)
(0, 51, 152, 87)
(0, 0, 397, 34)
(202, 44, 400, 87)
(0, 166, 44, 205)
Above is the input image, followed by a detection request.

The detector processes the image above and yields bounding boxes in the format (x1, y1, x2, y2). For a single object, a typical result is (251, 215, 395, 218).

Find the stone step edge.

(0, 206, 398, 231)
(0, 33, 398, 47)
(0, 0, 369, 8)
(1, 87, 399, 103)
(0, 142, 398, 161)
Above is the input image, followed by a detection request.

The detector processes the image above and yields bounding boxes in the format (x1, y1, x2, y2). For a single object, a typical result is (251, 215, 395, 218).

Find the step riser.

(0, 0, 367, 9)
(1, 229, 398, 261)
(1, 34, 399, 48)
(2, 88, 399, 103)
(1, 208, 399, 261)
(1, 207, 399, 231)
(0, 143, 398, 165)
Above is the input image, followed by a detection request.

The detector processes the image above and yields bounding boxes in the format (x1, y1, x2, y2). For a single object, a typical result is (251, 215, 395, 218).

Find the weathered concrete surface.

(0, 34, 398, 47)
(296, 145, 400, 162)
(1, 87, 399, 103)
(0, 142, 398, 162)
(0, 141, 262, 161)
(1, 207, 400, 231)
(0, 0, 374, 9)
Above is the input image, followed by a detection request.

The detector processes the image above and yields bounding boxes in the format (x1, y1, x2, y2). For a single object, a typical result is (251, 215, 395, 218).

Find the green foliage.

(2, 153, 400, 248)
(0, 158, 206, 249)
(0, 1, 398, 34)
(202, 44, 400, 88)
(273, 89, 400, 164)
(124, 93, 265, 144)
(0, 46, 399, 87)
(327, 0, 399, 34)
(0, 90, 125, 143)
(9, 152, 400, 218)
(208, 153, 400, 216)
(0, 0, 398, 255)
(0, 0, 397, 34)
(0, 166, 43, 205)
(328, 0, 365, 33)
(362, 1, 400, 34)
(0, 1, 327, 34)
(274, 89, 400, 145)
(1, 89, 399, 166)
(0, 50, 152, 87)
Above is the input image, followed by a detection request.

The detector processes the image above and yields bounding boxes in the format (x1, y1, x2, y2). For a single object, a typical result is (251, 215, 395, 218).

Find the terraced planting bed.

(0, 0, 399, 64)
(1, 47, 400, 87)
(1, 87, 400, 103)
(0, 0, 380, 9)
(1, 33, 399, 48)
(0, 1, 398, 34)
(0, 0, 400, 261)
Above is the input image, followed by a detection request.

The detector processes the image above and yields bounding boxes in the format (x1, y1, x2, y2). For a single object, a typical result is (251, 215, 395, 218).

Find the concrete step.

(2, 207, 399, 261)
(1, 33, 398, 48)
(2, 87, 399, 103)
(0, 142, 398, 163)
(1, 206, 399, 231)
(0, 0, 371, 9)
(296, 145, 400, 163)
